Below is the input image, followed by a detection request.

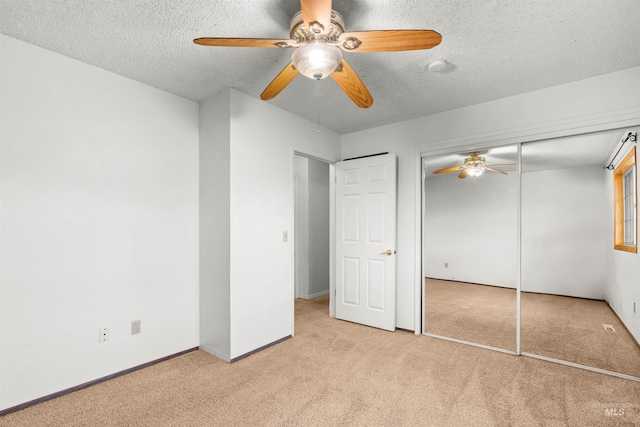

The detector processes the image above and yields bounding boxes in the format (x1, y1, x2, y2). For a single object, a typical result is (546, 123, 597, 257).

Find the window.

(623, 167, 635, 245)
(614, 146, 637, 252)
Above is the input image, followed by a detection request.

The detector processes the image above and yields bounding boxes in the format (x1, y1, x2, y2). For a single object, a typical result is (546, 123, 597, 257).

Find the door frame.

(290, 147, 338, 337)
(293, 172, 301, 299)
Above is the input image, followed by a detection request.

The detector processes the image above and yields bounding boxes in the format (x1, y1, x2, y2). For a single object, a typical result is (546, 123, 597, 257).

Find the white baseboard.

(300, 290, 330, 300)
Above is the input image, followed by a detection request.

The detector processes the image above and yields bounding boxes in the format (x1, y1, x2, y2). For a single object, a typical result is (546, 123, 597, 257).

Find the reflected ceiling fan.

(433, 152, 514, 179)
(193, 0, 442, 108)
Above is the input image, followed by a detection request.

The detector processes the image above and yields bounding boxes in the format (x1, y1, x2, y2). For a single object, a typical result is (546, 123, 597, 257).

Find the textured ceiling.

(2, 0, 640, 134)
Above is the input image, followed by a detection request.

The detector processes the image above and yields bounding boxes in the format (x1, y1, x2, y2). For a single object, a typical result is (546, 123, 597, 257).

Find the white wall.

(227, 89, 340, 359)
(423, 173, 518, 288)
(307, 158, 330, 297)
(199, 89, 231, 360)
(606, 139, 640, 342)
(522, 167, 607, 299)
(342, 66, 640, 331)
(424, 164, 608, 300)
(0, 35, 200, 410)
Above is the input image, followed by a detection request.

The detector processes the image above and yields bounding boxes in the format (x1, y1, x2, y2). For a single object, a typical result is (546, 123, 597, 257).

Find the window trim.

(614, 146, 637, 253)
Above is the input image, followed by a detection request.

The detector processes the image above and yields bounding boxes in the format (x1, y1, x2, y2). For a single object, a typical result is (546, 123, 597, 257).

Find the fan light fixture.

(432, 152, 513, 179)
(193, 2, 442, 108)
(466, 165, 485, 177)
(291, 43, 343, 80)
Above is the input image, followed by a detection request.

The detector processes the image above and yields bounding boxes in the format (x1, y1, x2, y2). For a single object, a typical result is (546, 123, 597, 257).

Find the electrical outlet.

(99, 327, 110, 343)
(445, 262, 449, 268)
(131, 320, 141, 335)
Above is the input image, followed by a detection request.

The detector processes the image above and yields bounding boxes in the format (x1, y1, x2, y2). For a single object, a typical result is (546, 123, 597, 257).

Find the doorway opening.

(293, 153, 333, 330)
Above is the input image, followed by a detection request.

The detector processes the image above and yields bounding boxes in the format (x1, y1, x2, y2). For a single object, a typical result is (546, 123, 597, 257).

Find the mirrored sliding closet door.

(520, 129, 640, 378)
(422, 145, 519, 352)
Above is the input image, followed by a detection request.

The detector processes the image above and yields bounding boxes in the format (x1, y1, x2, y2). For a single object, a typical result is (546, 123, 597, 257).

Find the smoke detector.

(428, 59, 453, 73)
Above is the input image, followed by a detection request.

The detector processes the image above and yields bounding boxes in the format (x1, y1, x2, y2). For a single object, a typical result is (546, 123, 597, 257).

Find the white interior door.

(335, 153, 397, 331)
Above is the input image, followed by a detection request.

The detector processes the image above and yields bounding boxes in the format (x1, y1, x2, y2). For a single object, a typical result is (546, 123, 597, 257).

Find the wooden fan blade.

(194, 38, 294, 48)
(260, 62, 299, 100)
(458, 170, 468, 179)
(339, 30, 442, 53)
(485, 167, 508, 175)
(301, 0, 332, 35)
(330, 59, 373, 108)
(433, 165, 464, 174)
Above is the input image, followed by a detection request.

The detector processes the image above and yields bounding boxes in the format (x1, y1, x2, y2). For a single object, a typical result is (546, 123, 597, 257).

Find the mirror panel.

(520, 129, 640, 378)
(423, 145, 519, 351)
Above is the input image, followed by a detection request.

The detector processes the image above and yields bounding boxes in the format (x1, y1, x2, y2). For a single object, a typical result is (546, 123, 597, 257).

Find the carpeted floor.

(425, 279, 517, 351)
(3, 294, 640, 426)
(425, 278, 640, 378)
(521, 291, 640, 378)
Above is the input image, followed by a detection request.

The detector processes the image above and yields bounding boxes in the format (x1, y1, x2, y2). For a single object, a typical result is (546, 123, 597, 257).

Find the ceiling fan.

(433, 152, 514, 179)
(193, 0, 442, 108)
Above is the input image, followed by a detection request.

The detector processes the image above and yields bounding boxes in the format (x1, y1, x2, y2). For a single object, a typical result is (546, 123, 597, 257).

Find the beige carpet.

(425, 278, 517, 351)
(521, 291, 640, 378)
(425, 278, 640, 378)
(3, 294, 640, 426)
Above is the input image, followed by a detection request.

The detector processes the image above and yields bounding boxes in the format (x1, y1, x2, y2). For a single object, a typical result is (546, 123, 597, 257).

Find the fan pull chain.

(316, 78, 321, 133)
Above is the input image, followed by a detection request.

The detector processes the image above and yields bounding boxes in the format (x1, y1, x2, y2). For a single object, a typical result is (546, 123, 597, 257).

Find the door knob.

(380, 249, 394, 256)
